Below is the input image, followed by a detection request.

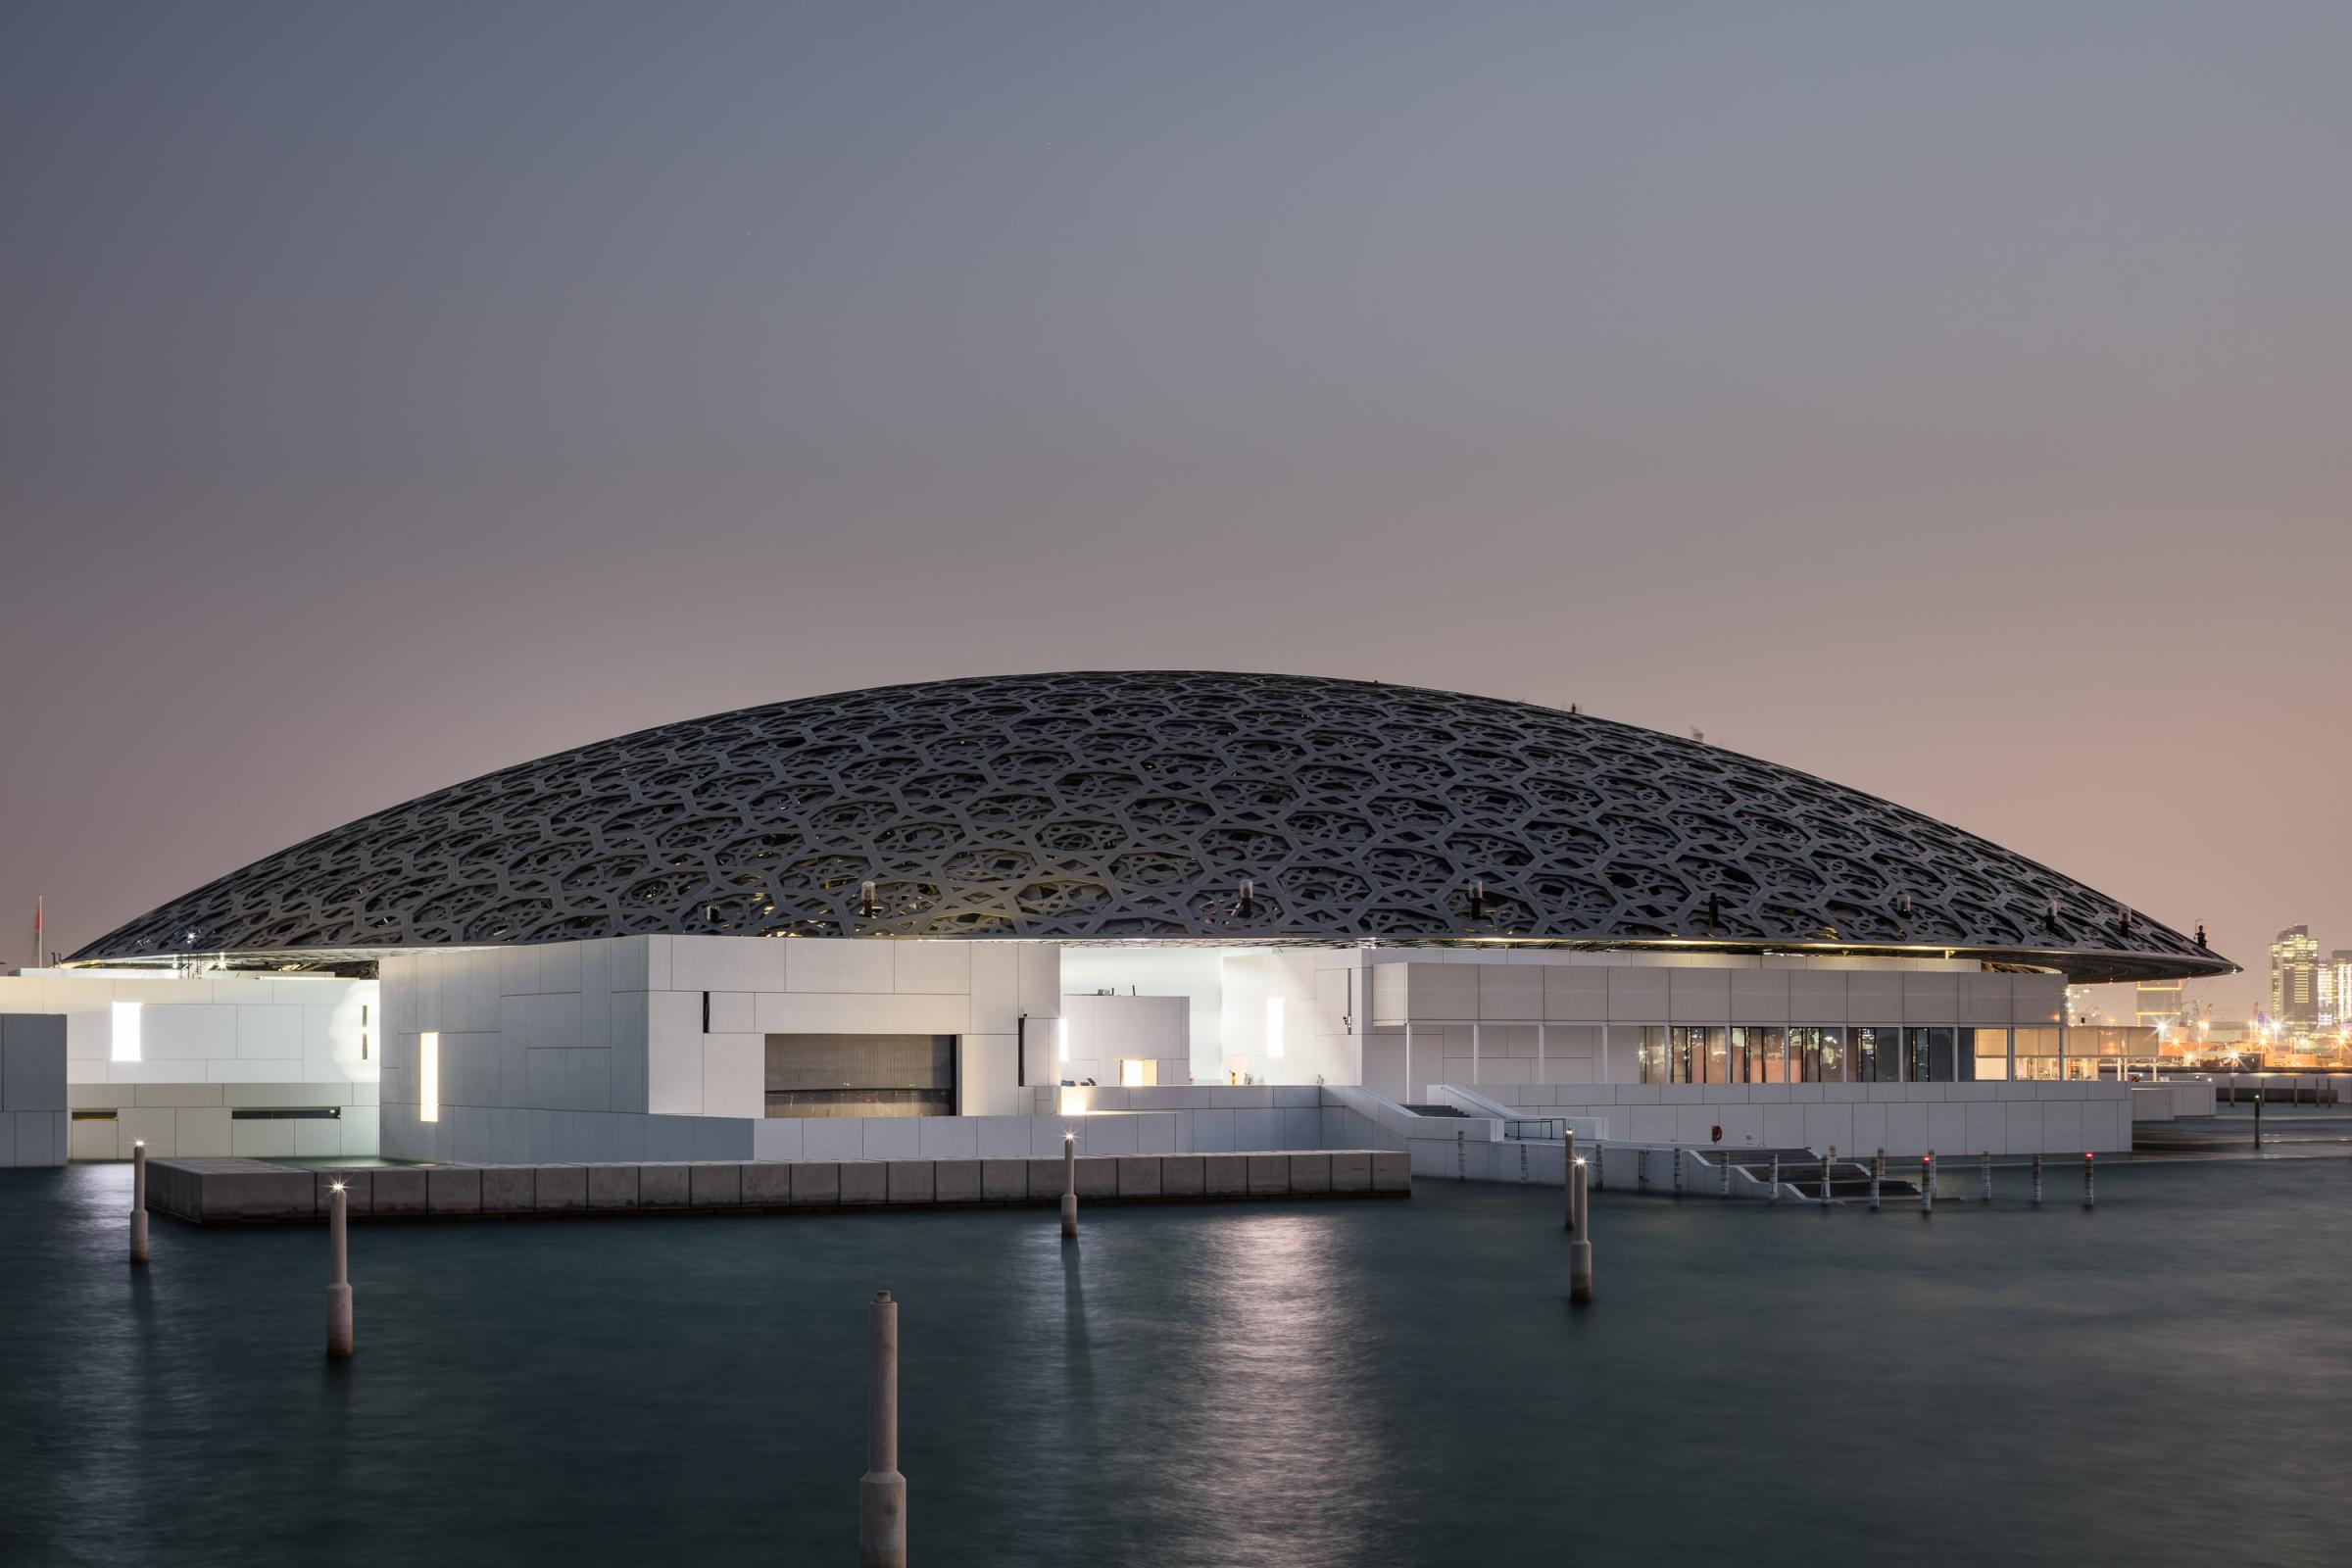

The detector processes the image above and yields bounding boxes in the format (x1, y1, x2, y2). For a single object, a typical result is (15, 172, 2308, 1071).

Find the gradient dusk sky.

(4, 3, 2347, 1017)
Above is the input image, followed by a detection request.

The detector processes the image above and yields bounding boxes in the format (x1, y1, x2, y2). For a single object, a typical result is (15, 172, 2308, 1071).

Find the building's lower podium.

(144, 1150, 1411, 1225)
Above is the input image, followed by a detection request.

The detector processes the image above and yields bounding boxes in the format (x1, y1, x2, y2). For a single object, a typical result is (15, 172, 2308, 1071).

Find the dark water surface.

(4, 1153, 2348, 1566)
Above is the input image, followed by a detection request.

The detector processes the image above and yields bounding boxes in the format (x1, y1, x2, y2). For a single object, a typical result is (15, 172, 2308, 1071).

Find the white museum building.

(8, 671, 2232, 1172)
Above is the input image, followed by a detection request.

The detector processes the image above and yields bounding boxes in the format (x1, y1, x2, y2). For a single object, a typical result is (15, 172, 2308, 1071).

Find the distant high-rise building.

(2134, 976, 2185, 1028)
(2327, 950, 2352, 1029)
(2270, 926, 2320, 1026)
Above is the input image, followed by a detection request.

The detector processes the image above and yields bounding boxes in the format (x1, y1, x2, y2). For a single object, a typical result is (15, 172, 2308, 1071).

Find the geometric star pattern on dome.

(73, 670, 2226, 982)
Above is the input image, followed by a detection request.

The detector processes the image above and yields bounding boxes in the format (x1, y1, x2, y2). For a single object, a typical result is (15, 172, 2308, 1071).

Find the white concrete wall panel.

(1404, 963, 1476, 1022)
(1668, 967, 1731, 1023)
(1476, 966, 1542, 1022)
(895, 941, 971, 996)
(1728, 968, 1788, 1023)
(787, 939, 895, 995)
(1543, 965, 1609, 1022)
(1786, 969, 1847, 1023)
(1016, 942, 1061, 1019)
(1608, 967, 1669, 1022)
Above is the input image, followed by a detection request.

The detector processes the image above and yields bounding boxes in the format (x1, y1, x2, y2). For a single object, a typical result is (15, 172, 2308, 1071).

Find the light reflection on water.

(2, 1158, 2347, 1567)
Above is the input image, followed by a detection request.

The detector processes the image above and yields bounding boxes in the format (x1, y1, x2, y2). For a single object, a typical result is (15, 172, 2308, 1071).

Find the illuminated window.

(1120, 1058, 1156, 1087)
(2014, 1027, 2062, 1080)
(111, 1000, 142, 1062)
(1971, 1028, 2011, 1081)
(419, 1031, 440, 1122)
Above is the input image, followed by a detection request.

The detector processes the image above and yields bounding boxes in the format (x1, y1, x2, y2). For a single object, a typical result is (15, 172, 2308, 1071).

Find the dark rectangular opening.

(764, 1034, 957, 1118)
(71, 1109, 119, 1122)
(229, 1106, 345, 1120)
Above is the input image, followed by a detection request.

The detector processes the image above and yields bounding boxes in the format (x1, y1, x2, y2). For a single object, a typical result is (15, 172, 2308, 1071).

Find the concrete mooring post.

(1767, 1153, 1779, 1203)
(1568, 1160, 1592, 1304)
(860, 1290, 907, 1568)
(2254, 1091, 2263, 1150)
(1720, 1149, 1732, 1200)
(1921, 1152, 1935, 1214)
(1562, 1129, 1577, 1231)
(1671, 1145, 1683, 1197)
(2032, 1152, 2044, 1204)
(130, 1141, 149, 1266)
(1868, 1149, 1882, 1211)
(1060, 1134, 1078, 1240)
(325, 1182, 353, 1360)
(1824, 1146, 1838, 1205)
(2082, 1152, 2095, 1208)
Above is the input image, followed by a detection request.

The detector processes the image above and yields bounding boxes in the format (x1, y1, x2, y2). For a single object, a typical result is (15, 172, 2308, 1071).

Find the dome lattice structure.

(73, 671, 2227, 981)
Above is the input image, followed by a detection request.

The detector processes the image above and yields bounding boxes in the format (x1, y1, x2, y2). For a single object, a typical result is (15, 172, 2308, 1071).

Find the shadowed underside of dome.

(71, 671, 2231, 982)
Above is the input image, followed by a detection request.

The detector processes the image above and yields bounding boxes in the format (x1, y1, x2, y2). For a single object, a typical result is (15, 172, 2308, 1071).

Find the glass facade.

(1635, 1024, 1669, 1084)
(1618, 1021, 2050, 1085)
(1666, 1025, 1732, 1083)
(1784, 1025, 1848, 1083)
(2064, 1026, 2139, 1079)
(2014, 1026, 2062, 1080)
(1852, 1025, 1899, 1082)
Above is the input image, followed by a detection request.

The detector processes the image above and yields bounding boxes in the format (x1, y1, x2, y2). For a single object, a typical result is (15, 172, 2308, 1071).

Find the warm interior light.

(419, 1031, 440, 1123)
(1120, 1058, 1147, 1088)
(111, 1000, 142, 1062)
(1266, 998, 1285, 1059)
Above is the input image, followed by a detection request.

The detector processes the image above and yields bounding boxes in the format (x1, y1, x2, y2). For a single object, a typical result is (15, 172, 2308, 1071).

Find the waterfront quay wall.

(144, 1150, 1410, 1225)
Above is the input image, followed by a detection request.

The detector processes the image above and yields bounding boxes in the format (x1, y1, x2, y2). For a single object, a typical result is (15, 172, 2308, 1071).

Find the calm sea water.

(4, 1142, 2349, 1567)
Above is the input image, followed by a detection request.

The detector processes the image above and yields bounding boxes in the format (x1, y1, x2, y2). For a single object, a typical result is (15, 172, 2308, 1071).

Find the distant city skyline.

(5, 4, 2348, 1016)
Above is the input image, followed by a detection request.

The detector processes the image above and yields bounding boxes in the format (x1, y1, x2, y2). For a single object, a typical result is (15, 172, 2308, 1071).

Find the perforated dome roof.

(74, 670, 2228, 981)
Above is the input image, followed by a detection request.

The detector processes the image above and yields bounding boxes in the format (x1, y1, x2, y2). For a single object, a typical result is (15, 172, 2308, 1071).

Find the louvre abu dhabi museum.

(3, 670, 2231, 1171)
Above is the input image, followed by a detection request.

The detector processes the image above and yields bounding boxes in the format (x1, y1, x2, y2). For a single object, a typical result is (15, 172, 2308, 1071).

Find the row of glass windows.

(1631, 1025, 2082, 1086)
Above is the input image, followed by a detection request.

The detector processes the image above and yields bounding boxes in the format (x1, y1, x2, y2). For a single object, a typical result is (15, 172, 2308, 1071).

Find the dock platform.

(144, 1150, 1411, 1224)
